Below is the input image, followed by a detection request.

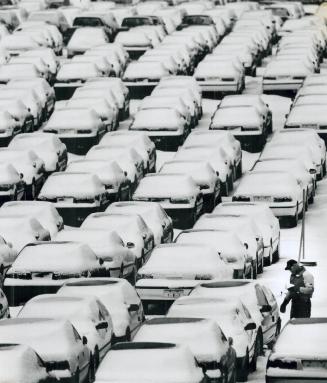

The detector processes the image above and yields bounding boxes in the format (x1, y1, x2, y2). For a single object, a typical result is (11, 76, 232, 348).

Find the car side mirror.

(99, 258, 104, 265)
(228, 337, 233, 346)
(216, 171, 219, 176)
(82, 336, 88, 345)
(126, 242, 135, 249)
(260, 304, 272, 313)
(19, 173, 24, 179)
(124, 171, 128, 177)
(0, 304, 3, 311)
(244, 322, 256, 331)
(96, 321, 108, 330)
(244, 243, 248, 250)
(7, 242, 13, 248)
(128, 304, 139, 312)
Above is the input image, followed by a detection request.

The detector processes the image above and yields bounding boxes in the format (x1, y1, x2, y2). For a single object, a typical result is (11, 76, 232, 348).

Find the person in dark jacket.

(280, 259, 314, 318)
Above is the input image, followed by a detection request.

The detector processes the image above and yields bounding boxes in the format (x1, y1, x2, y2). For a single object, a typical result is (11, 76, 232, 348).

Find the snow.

(0, 163, 20, 184)
(133, 174, 198, 199)
(39, 172, 105, 199)
(95, 343, 204, 383)
(124, 62, 168, 79)
(67, 27, 107, 49)
(131, 109, 183, 130)
(264, 60, 312, 76)
(9, 242, 99, 274)
(45, 108, 101, 129)
(287, 104, 327, 125)
(195, 61, 240, 77)
(115, 31, 151, 47)
(9, 133, 63, 152)
(56, 62, 100, 80)
(211, 106, 261, 126)
(133, 318, 228, 363)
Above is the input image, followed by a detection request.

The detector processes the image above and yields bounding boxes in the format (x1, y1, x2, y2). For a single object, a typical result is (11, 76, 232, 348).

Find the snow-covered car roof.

(45, 108, 101, 129)
(184, 130, 237, 147)
(296, 84, 327, 97)
(9, 133, 64, 151)
(219, 94, 266, 110)
(131, 108, 183, 130)
(100, 131, 153, 148)
(9, 241, 100, 273)
(123, 61, 169, 79)
(295, 94, 327, 106)
(115, 30, 151, 46)
(39, 172, 105, 199)
(56, 62, 103, 81)
(195, 61, 240, 77)
(0, 344, 48, 383)
(264, 60, 313, 76)
(160, 160, 216, 184)
(68, 27, 108, 48)
(133, 174, 199, 199)
(287, 104, 327, 125)
(0, 34, 41, 50)
(211, 106, 261, 126)
(0, 63, 40, 81)
(95, 342, 204, 383)
(134, 318, 227, 364)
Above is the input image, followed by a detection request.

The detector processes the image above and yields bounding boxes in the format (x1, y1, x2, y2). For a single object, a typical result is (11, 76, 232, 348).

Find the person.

(280, 259, 314, 318)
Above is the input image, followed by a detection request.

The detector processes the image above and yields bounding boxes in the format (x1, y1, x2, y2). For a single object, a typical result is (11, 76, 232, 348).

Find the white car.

(43, 108, 106, 155)
(133, 173, 203, 229)
(0, 99, 34, 134)
(95, 342, 206, 383)
(8, 133, 67, 173)
(123, 61, 171, 89)
(115, 30, 154, 59)
(18, 294, 113, 378)
(55, 229, 137, 280)
(233, 171, 304, 227)
(58, 277, 145, 341)
(190, 280, 281, 350)
(167, 297, 258, 382)
(129, 108, 190, 151)
(4, 241, 106, 307)
(0, 318, 90, 383)
(214, 202, 280, 265)
(0, 63, 44, 83)
(20, 48, 59, 81)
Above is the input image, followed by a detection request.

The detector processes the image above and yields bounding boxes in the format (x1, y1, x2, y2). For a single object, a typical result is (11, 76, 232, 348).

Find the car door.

(123, 283, 144, 334)
(238, 303, 257, 360)
(95, 302, 113, 359)
(254, 284, 274, 345)
(71, 326, 89, 382)
(261, 285, 279, 343)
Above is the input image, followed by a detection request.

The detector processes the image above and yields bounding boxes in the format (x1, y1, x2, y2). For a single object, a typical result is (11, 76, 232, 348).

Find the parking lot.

(0, 0, 326, 382)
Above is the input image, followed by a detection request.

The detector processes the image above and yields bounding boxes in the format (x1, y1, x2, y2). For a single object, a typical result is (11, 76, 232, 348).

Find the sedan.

(0, 163, 25, 204)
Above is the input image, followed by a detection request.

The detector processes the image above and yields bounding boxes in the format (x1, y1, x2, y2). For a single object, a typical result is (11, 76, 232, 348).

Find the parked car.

(18, 294, 113, 378)
(55, 229, 137, 280)
(134, 317, 237, 383)
(58, 277, 144, 341)
(0, 318, 90, 383)
(266, 318, 327, 382)
(4, 241, 106, 306)
(0, 163, 25, 204)
(106, 201, 173, 245)
(133, 173, 203, 229)
(191, 280, 281, 349)
(67, 27, 109, 57)
(168, 297, 259, 382)
(8, 133, 67, 174)
(0, 99, 34, 133)
(38, 172, 110, 226)
(94, 342, 206, 383)
(43, 108, 106, 155)
(0, 344, 51, 383)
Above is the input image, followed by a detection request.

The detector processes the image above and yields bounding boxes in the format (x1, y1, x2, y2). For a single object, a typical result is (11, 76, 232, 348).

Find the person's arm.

(299, 271, 314, 295)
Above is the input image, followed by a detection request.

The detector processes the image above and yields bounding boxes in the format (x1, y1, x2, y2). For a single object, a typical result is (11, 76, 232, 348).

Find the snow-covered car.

(0, 344, 51, 383)
(0, 201, 63, 238)
(55, 229, 136, 280)
(253, 158, 315, 209)
(263, 60, 313, 93)
(43, 108, 106, 155)
(210, 105, 268, 152)
(274, 129, 326, 177)
(129, 108, 190, 151)
(0, 87, 43, 128)
(66, 160, 131, 202)
(95, 342, 206, 383)
(0, 163, 25, 204)
(100, 131, 156, 173)
(67, 27, 109, 57)
(115, 30, 153, 59)
(133, 173, 203, 229)
(191, 280, 281, 350)
(160, 160, 221, 212)
(27, 9, 70, 35)
(233, 171, 304, 227)
(71, 54, 113, 78)
(54, 62, 107, 100)
(214, 201, 280, 265)
(134, 317, 237, 383)
(8, 133, 67, 174)
(0, 110, 21, 146)
(0, 63, 44, 83)
(168, 297, 258, 382)
(194, 214, 264, 278)
(91, 43, 129, 70)
(0, 99, 34, 134)
(106, 201, 173, 246)
(9, 56, 52, 83)
(194, 60, 244, 95)
(81, 212, 154, 267)
(38, 172, 110, 226)
(18, 294, 113, 378)
(0, 149, 45, 199)
(183, 130, 242, 180)
(84, 48, 124, 77)
(219, 94, 273, 134)
(0, 318, 90, 383)
(58, 277, 144, 341)
(174, 146, 233, 196)
(0, 34, 44, 56)
(4, 241, 106, 306)
(266, 318, 327, 382)
(7, 78, 56, 119)
(86, 146, 143, 189)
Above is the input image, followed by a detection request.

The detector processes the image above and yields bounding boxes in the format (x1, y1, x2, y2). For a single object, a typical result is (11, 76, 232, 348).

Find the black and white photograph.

(0, 0, 325, 381)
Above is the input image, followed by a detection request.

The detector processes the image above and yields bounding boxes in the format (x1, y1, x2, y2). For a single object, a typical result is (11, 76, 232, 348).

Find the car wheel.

(73, 368, 80, 383)
(288, 206, 298, 228)
(228, 174, 233, 191)
(308, 191, 314, 204)
(124, 327, 131, 342)
(264, 248, 272, 267)
(237, 352, 249, 382)
(29, 180, 36, 200)
(236, 161, 242, 179)
(88, 354, 95, 383)
(127, 263, 137, 286)
(252, 260, 257, 279)
(250, 336, 260, 372)
(258, 253, 265, 273)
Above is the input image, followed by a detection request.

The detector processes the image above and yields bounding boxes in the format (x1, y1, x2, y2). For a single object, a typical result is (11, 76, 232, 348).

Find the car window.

(255, 285, 269, 306)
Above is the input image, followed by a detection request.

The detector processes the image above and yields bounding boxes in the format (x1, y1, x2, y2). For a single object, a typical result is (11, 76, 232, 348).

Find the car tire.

(288, 206, 298, 228)
(124, 327, 131, 342)
(228, 174, 233, 192)
(258, 253, 264, 274)
(252, 260, 257, 279)
(73, 368, 80, 383)
(88, 354, 95, 383)
(264, 248, 272, 267)
(237, 353, 249, 382)
(308, 191, 314, 204)
(236, 161, 242, 179)
(127, 263, 137, 286)
(272, 240, 280, 263)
